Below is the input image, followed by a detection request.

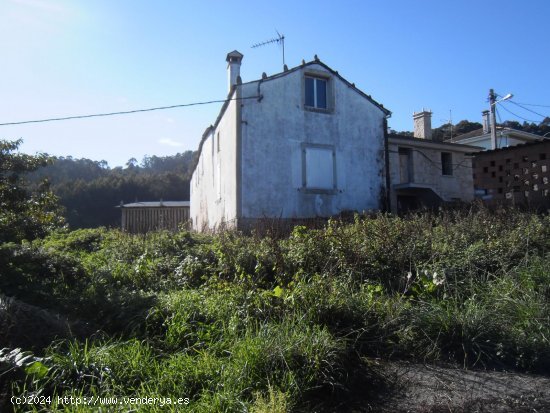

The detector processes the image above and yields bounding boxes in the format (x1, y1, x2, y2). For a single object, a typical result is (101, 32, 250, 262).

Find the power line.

(497, 103, 540, 123)
(507, 100, 548, 119)
(509, 101, 550, 108)
(495, 106, 503, 124)
(0, 96, 259, 127)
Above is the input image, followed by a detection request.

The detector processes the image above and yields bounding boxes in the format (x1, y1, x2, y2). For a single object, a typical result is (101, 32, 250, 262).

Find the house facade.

(388, 111, 480, 212)
(190, 51, 391, 230)
(446, 110, 545, 150)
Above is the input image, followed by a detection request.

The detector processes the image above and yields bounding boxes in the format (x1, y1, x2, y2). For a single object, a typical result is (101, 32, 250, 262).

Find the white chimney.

(226, 50, 243, 93)
(413, 110, 432, 139)
(482, 110, 491, 134)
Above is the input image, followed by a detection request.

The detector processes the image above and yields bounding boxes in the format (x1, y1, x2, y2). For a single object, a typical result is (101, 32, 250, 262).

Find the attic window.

(305, 75, 328, 110)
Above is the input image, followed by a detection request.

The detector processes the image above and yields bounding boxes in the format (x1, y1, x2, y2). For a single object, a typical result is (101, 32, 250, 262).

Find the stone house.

(190, 51, 391, 230)
(388, 111, 480, 212)
(446, 110, 545, 150)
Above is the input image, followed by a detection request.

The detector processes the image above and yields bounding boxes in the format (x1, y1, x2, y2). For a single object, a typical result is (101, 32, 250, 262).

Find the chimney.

(482, 110, 491, 134)
(413, 110, 432, 139)
(226, 50, 243, 93)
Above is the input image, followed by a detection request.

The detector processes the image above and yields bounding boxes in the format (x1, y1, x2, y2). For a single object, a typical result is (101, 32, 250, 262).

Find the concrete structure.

(190, 52, 391, 230)
(119, 201, 190, 233)
(388, 136, 479, 211)
(413, 110, 432, 140)
(473, 140, 550, 208)
(388, 111, 481, 212)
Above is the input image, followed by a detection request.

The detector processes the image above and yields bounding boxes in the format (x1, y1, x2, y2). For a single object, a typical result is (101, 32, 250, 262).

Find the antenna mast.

(251, 31, 285, 67)
(441, 110, 453, 142)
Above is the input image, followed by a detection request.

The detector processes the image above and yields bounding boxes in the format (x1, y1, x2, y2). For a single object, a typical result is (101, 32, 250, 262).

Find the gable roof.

(447, 127, 544, 143)
(241, 58, 391, 117)
(118, 201, 190, 208)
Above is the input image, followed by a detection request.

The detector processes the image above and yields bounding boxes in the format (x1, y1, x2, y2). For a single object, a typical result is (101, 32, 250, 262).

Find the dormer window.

(305, 75, 328, 109)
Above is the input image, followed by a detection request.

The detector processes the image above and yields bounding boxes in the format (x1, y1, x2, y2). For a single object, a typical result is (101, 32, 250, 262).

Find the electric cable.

(0, 96, 260, 127)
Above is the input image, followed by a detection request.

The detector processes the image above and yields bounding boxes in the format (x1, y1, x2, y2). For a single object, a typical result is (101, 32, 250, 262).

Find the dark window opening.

(441, 152, 453, 176)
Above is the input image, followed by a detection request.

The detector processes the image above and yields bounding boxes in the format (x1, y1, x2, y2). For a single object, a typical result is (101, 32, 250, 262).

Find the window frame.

(441, 152, 453, 176)
(303, 70, 333, 113)
(301, 143, 337, 193)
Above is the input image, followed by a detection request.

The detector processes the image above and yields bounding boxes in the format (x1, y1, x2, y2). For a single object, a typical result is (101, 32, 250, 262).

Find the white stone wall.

(190, 94, 239, 230)
(455, 135, 533, 150)
(238, 64, 387, 219)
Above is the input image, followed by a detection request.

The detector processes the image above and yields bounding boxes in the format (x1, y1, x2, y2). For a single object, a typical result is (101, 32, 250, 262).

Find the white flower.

(432, 271, 445, 286)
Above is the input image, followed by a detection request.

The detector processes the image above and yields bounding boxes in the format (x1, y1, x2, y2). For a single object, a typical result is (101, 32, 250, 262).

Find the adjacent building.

(446, 110, 544, 150)
(119, 201, 190, 233)
(473, 140, 550, 208)
(388, 111, 480, 212)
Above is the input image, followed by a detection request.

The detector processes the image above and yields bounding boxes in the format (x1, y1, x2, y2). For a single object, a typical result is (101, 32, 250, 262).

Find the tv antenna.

(441, 109, 453, 141)
(251, 30, 285, 67)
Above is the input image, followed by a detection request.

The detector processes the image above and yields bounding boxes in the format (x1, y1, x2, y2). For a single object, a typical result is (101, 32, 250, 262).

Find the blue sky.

(1, 0, 549, 167)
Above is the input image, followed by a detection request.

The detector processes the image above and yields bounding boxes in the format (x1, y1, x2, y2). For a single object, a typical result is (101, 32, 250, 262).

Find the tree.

(0, 139, 64, 243)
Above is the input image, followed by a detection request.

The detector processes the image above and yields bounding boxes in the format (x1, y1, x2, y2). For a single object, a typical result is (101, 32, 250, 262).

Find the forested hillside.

(28, 152, 196, 229)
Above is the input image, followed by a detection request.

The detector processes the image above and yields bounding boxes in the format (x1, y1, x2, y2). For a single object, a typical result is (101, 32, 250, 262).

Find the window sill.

(299, 187, 338, 195)
(304, 105, 333, 115)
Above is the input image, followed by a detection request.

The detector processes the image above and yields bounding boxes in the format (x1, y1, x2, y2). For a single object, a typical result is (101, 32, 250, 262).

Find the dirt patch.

(0, 293, 90, 351)
(372, 360, 550, 412)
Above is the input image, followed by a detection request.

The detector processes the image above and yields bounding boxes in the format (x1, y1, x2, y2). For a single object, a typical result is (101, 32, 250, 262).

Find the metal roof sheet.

(118, 201, 190, 208)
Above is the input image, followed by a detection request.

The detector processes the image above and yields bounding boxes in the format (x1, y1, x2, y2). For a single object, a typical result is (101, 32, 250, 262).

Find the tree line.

(27, 151, 196, 229)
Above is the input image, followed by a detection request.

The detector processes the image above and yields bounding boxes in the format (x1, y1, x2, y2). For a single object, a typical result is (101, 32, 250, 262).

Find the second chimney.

(226, 50, 243, 93)
(413, 110, 432, 139)
(482, 110, 491, 134)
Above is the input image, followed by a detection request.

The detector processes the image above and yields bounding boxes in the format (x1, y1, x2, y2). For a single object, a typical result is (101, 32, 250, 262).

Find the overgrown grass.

(1, 206, 549, 411)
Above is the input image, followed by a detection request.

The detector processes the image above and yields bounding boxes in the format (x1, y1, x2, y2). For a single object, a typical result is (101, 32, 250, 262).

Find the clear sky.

(2, 0, 549, 167)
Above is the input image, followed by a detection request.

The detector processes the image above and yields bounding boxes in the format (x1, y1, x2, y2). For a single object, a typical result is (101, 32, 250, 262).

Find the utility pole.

(489, 89, 498, 150)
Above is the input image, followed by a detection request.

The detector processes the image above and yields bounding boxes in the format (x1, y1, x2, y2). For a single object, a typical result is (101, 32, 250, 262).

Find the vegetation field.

(1, 206, 550, 412)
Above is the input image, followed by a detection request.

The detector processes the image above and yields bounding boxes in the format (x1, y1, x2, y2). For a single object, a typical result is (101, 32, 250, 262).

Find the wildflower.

(406, 271, 412, 281)
(432, 271, 445, 286)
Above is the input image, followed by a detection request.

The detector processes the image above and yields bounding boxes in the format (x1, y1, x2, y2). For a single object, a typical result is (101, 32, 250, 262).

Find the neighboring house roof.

(471, 138, 549, 156)
(191, 57, 391, 175)
(446, 127, 545, 145)
(118, 201, 190, 208)
(389, 134, 481, 153)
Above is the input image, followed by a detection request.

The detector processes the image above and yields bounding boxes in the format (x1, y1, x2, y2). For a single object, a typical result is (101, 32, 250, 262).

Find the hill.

(28, 152, 196, 228)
